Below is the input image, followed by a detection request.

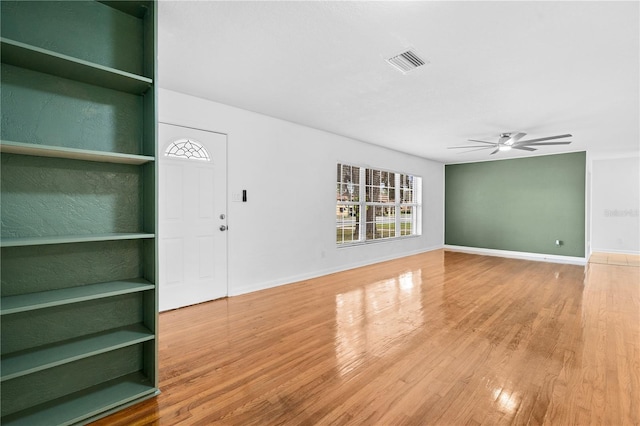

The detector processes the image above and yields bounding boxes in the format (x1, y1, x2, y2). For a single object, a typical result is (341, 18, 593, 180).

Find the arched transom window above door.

(165, 139, 211, 161)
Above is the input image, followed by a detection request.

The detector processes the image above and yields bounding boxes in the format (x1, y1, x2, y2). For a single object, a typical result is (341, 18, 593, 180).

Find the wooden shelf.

(1, 324, 154, 382)
(0, 233, 155, 248)
(1, 371, 157, 426)
(0, 141, 154, 165)
(0, 38, 152, 94)
(1, 278, 155, 316)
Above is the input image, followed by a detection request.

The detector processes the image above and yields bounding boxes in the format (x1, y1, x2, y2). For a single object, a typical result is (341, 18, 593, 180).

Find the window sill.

(337, 234, 421, 248)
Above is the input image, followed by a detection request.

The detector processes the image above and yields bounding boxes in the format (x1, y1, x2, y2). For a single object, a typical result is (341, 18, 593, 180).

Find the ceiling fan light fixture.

(499, 145, 512, 152)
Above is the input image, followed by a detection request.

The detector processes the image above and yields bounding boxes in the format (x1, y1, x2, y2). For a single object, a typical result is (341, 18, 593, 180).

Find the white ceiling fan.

(449, 132, 572, 155)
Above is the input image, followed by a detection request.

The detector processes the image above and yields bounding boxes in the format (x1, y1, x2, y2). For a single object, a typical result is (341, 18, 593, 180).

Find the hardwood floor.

(590, 251, 640, 267)
(92, 250, 640, 425)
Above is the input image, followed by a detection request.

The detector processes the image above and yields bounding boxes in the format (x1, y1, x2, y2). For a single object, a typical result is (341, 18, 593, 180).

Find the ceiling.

(158, 1, 639, 163)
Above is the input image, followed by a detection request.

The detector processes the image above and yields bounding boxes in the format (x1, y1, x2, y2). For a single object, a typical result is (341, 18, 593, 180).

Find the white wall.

(159, 89, 444, 296)
(590, 155, 640, 254)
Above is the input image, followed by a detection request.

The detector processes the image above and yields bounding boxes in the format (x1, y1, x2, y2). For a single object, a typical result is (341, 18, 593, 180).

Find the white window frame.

(337, 163, 422, 246)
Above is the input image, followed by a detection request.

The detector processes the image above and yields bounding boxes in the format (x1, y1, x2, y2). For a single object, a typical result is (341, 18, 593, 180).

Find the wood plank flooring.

(92, 249, 640, 425)
(590, 251, 640, 267)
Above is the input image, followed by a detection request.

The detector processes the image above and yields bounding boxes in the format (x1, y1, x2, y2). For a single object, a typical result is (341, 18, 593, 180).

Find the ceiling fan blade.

(490, 147, 500, 155)
(448, 145, 495, 149)
(510, 132, 527, 143)
(512, 146, 537, 151)
(519, 141, 572, 146)
(514, 134, 572, 145)
(468, 139, 499, 145)
(503, 132, 527, 146)
(457, 146, 499, 154)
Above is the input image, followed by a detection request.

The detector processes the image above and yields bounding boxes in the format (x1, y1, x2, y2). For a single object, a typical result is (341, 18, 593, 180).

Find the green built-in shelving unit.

(0, 1, 159, 424)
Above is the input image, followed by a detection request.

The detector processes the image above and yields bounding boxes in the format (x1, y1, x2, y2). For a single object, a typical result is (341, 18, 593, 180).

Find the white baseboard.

(229, 245, 444, 296)
(444, 245, 587, 266)
(590, 248, 640, 255)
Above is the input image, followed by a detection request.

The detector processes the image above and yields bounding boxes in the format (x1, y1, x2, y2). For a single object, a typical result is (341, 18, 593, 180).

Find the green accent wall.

(445, 152, 586, 257)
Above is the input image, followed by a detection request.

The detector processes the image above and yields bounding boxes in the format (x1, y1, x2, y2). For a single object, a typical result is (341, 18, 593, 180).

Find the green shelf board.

(1, 371, 157, 426)
(1, 324, 154, 382)
(0, 38, 152, 94)
(1, 233, 155, 248)
(1, 278, 155, 315)
(0, 141, 155, 165)
(98, 0, 152, 18)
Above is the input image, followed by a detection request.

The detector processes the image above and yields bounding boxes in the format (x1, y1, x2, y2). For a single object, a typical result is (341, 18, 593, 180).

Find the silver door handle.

(220, 225, 227, 231)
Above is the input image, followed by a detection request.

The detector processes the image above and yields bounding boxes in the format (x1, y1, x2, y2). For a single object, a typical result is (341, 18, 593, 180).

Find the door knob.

(219, 225, 227, 231)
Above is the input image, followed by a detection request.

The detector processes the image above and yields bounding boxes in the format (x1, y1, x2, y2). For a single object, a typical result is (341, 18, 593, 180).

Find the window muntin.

(365, 169, 395, 203)
(336, 164, 361, 244)
(165, 139, 211, 161)
(337, 164, 421, 245)
(366, 205, 396, 241)
(399, 173, 419, 236)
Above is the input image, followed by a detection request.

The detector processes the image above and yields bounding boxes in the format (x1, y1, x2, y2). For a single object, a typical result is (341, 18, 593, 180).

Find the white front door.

(159, 123, 227, 311)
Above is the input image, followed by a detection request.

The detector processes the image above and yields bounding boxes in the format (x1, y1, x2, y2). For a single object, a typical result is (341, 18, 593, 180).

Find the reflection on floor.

(589, 251, 640, 266)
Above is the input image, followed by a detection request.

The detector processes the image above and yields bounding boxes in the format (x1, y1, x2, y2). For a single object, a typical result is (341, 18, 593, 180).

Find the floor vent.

(386, 49, 427, 74)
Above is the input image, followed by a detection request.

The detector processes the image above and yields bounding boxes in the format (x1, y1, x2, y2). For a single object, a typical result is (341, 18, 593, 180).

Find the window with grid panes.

(337, 163, 421, 244)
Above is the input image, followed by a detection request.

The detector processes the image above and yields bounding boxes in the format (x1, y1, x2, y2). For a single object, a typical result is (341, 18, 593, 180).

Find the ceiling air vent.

(386, 49, 427, 74)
